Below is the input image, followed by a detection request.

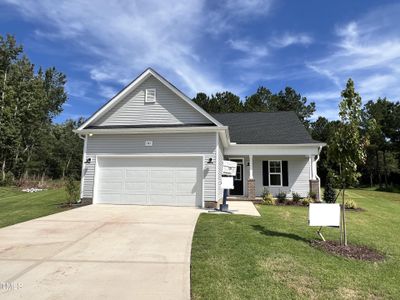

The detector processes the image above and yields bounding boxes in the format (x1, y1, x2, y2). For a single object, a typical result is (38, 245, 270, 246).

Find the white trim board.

(77, 68, 223, 131)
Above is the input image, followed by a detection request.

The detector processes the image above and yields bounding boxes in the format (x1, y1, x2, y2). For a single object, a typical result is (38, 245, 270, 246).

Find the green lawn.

(0, 187, 70, 228)
(191, 189, 400, 299)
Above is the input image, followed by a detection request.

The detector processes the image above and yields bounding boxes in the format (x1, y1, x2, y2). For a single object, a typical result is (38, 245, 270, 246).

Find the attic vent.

(145, 88, 156, 103)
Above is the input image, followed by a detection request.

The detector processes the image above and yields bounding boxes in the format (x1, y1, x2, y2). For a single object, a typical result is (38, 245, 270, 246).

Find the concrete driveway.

(0, 205, 202, 300)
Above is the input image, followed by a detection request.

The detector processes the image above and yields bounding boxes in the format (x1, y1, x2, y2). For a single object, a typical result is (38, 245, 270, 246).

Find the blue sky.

(1, 0, 400, 122)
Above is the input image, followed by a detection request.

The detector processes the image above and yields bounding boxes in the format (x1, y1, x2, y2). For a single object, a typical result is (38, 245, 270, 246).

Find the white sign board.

(309, 203, 340, 227)
(222, 160, 237, 176)
(221, 177, 234, 189)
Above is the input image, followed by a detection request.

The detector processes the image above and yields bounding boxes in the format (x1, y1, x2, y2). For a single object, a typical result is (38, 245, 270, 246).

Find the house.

(74, 68, 325, 208)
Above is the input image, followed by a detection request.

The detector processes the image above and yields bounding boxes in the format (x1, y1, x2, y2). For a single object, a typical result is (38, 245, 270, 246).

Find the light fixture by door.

(207, 158, 213, 164)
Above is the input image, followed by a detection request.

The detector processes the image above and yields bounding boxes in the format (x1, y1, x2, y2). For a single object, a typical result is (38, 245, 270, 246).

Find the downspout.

(78, 134, 87, 201)
(315, 146, 322, 200)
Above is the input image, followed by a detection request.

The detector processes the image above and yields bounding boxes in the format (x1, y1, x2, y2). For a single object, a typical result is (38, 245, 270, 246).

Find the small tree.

(323, 172, 336, 203)
(65, 175, 79, 206)
(328, 78, 366, 245)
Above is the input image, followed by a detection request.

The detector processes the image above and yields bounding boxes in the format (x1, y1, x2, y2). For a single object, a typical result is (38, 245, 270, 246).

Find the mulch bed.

(311, 240, 385, 262)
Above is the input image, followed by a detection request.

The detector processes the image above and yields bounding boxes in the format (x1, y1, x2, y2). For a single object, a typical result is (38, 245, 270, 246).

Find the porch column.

(247, 155, 256, 200)
(249, 155, 254, 179)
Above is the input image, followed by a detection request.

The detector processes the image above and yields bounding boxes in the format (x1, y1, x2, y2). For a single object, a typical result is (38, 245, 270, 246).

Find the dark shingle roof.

(211, 111, 320, 144)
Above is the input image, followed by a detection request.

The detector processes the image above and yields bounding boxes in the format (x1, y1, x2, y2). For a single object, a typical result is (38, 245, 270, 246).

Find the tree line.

(0, 34, 83, 185)
(1, 34, 399, 190)
(193, 82, 400, 190)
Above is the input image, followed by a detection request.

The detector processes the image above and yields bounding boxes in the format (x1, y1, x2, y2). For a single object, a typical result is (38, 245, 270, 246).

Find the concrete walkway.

(227, 201, 261, 216)
(0, 205, 201, 300)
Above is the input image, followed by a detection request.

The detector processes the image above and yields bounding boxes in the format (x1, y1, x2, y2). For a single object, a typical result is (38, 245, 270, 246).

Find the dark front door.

(230, 161, 244, 195)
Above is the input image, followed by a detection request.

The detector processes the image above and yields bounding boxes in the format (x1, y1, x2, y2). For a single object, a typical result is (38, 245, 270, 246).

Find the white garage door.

(94, 156, 203, 206)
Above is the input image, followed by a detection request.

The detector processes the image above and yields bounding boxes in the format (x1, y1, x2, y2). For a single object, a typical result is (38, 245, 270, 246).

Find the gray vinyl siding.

(93, 75, 210, 126)
(82, 132, 217, 203)
(217, 135, 224, 200)
(254, 156, 310, 197)
(224, 155, 310, 198)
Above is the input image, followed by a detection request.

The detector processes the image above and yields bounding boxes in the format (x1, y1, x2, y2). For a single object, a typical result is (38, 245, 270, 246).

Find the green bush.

(65, 176, 80, 206)
(309, 191, 318, 202)
(302, 197, 312, 206)
(345, 198, 357, 209)
(262, 197, 275, 205)
(292, 192, 302, 203)
(276, 191, 287, 204)
(0, 171, 14, 186)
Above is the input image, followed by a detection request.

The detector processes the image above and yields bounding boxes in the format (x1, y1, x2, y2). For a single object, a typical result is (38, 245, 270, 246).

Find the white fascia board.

(73, 126, 228, 135)
(224, 143, 325, 156)
(77, 68, 223, 130)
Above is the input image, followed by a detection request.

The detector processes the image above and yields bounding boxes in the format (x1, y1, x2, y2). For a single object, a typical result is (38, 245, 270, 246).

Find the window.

(269, 160, 282, 186)
(145, 88, 156, 103)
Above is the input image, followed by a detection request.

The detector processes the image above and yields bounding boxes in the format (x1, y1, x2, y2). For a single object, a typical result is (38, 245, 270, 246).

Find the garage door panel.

(95, 157, 202, 206)
(150, 170, 174, 180)
(176, 182, 197, 194)
(99, 181, 124, 190)
(125, 182, 147, 192)
(149, 183, 174, 194)
(99, 169, 124, 179)
(175, 169, 198, 181)
(149, 194, 176, 205)
(125, 169, 147, 179)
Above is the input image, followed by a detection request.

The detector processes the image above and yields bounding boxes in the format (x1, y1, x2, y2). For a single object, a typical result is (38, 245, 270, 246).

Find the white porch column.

(249, 154, 254, 179)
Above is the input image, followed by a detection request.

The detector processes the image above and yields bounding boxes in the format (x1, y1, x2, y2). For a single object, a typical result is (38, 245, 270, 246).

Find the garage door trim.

(93, 154, 205, 207)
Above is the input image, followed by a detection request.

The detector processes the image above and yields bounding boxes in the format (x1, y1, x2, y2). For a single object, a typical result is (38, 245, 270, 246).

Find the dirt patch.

(311, 240, 385, 262)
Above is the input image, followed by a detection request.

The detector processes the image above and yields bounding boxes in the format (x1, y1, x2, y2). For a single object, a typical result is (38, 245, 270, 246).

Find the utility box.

(222, 160, 237, 176)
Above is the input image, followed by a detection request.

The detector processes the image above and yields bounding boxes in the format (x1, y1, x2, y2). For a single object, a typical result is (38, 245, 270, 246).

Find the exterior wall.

(224, 155, 311, 198)
(253, 156, 310, 197)
(82, 132, 217, 203)
(93, 75, 210, 126)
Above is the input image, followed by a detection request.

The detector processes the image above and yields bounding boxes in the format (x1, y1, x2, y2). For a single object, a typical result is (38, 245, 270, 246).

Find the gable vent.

(145, 88, 156, 103)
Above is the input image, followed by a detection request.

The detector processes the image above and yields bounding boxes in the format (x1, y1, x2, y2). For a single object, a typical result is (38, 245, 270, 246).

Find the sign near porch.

(221, 177, 234, 189)
(309, 203, 340, 227)
(222, 160, 237, 176)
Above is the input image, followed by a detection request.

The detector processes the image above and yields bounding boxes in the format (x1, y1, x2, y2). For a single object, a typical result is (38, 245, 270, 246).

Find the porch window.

(269, 160, 282, 186)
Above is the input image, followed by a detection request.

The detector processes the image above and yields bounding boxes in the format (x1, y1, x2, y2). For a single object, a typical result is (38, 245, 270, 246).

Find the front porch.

(225, 153, 321, 201)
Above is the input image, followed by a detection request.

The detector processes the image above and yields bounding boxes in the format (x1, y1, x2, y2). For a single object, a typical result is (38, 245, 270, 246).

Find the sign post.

(220, 161, 237, 212)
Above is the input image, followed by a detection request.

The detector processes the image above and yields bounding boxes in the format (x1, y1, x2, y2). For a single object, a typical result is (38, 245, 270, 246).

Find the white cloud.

(308, 3, 400, 103)
(228, 39, 268, 57)
(5, 0, 232, 96)
(271, 32, 313, 48)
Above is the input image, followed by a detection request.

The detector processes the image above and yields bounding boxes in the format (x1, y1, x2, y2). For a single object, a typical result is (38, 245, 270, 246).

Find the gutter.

(315, 145, 323, 200)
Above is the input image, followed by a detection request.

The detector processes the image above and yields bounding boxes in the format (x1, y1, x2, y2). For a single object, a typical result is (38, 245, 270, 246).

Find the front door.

(230, 160, 244, 195)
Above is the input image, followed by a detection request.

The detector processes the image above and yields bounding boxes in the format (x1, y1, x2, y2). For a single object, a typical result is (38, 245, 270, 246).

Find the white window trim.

(268, 160, 282, 187)
(145, 88, 156, 103)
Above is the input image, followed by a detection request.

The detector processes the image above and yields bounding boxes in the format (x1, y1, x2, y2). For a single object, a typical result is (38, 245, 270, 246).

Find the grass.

(191, 189, 400, 299)
(0, 186, 70, 228)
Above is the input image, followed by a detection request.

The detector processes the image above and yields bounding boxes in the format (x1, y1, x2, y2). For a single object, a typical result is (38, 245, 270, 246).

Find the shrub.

(302, 197, 312, 206)
(261, 188, 270, 198)
(0, 171, 14, 186)
(262, 197, 275, 206)
(345, 198, 357, 209)
(276, 191, 287, 204)
(262, 188, 274, 205)
(292, 192, 302, 203)
(309, 191, 318, 202)
(65, 176, 80, 206)
(324, 173, 336, 203)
